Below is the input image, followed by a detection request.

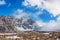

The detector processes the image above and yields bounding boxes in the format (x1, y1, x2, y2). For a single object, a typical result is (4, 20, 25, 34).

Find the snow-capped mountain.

(14, 15, 41, 31)
(0, 16, 41, 33)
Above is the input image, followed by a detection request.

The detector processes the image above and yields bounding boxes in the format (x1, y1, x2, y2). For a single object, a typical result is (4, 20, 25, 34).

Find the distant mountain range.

(0, 16, 41, 33)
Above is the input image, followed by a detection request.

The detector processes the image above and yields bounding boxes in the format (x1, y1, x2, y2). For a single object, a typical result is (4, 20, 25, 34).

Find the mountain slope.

(15, 15, 41, 31)
(0, 16, 40, 33)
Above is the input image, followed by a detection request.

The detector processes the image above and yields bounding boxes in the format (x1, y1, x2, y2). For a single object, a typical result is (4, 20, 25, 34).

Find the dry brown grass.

(0, 31, 60, 40)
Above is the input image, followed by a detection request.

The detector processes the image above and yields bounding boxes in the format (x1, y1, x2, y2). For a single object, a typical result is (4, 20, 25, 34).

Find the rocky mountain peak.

(0, 16, 40, 33)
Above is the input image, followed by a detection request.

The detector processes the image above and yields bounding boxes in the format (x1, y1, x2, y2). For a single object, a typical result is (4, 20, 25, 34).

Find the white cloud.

(36, 20, 46, 27)
(22, 0, 44, 8)
(36, 20, 60, 31)
(44, 0, 60, 16)
(13, 9, 29, 19)
(22, 0, 60, 16)
(0, 0, 6, 5)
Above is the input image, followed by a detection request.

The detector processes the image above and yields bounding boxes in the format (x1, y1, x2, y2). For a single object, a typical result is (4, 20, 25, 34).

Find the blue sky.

(0, 0, 24, 16)
(0, 0, 57, 22)
(0, 0, 60, 31)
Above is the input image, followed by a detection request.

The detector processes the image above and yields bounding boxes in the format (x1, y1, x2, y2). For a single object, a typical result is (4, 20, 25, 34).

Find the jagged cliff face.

(0, 16, 17, 33)
(0, 16, 40, 33)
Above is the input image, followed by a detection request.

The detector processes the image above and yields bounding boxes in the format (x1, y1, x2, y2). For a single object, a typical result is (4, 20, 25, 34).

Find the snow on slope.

(14, 15, 41, 31)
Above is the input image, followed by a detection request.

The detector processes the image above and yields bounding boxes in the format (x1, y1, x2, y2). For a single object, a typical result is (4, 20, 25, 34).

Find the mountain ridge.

(0, 16, 40, 33)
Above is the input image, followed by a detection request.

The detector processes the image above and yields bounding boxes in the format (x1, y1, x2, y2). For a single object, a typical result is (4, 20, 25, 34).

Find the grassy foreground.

(0, 31, 60, 40)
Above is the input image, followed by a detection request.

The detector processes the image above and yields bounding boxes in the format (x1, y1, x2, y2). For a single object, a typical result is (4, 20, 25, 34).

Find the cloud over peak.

(13, 9, 60, 31)
(12, 0, 60, 31)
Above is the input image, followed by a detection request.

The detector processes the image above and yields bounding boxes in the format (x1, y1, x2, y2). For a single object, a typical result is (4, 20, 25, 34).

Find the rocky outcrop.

(0, 16, 17, 33)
